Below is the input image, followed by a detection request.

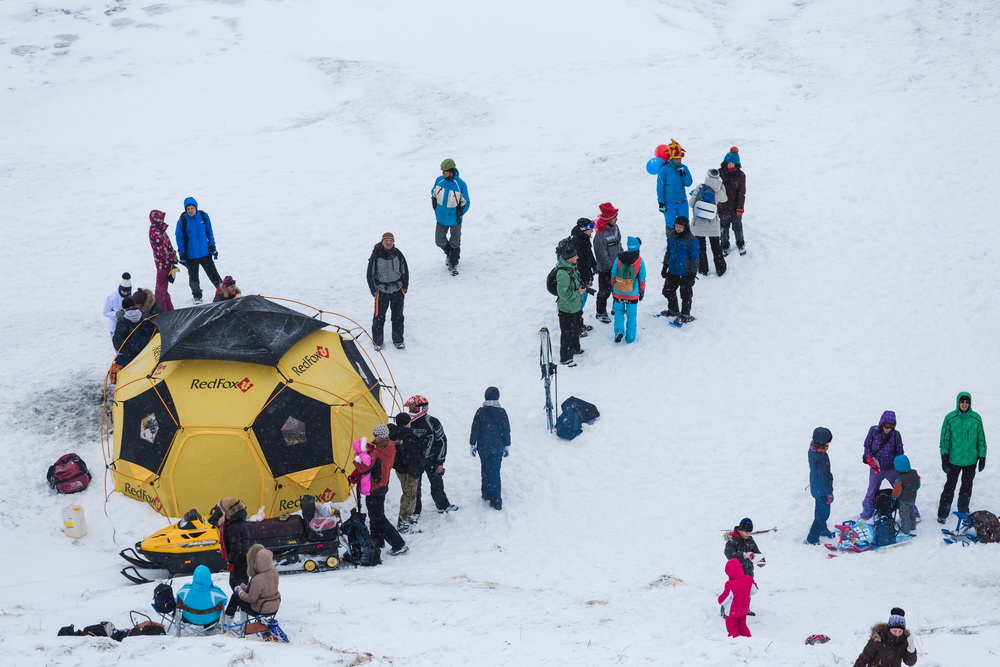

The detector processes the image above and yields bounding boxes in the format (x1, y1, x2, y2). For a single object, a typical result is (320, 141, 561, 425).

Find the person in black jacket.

(389, 412, 424, 532)
(723, 517, 764, 616)
(569, 218, 597, 334)
(406, 395, 458, 518)
(212, 497, 250, 617)
(366, 232, 409, 350)
(470, 386, 511, 510)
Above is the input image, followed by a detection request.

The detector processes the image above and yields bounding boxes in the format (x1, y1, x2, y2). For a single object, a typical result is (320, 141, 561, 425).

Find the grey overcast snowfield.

(1, 1, 999, 665)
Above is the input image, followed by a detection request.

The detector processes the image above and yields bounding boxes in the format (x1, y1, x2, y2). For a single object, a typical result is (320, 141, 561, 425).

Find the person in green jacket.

(554, 239, 585, 367)
(937, 391, 988, 523)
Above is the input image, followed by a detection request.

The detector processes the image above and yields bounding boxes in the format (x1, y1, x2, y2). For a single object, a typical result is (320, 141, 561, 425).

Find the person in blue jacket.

(176, 564, 228, 627)
(609, 236, 646, 344)
(175, 196, 223, 304)
(806, 427, 836, 545)
(470, 386, 511, 511)
(431, 159, 470, 275)
(656, 140, 693, 232)
(660, 217, 700, 322)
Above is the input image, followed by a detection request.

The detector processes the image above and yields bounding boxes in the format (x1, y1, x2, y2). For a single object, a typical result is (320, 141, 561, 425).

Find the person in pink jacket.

(718, 558, 759, 638)
(352, 437, 372, 496)
(148, 210, 178, 312)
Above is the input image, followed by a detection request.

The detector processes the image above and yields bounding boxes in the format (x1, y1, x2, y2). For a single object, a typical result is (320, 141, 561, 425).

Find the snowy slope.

(2, 0, 1000, 664)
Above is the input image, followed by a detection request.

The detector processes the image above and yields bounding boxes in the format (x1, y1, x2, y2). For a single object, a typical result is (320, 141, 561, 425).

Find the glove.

(941, 453, 950, 472)
(676, 167, 685, 177)
(353, 455, 361, 463)
(503, 446, 509, 458)
(235, 583, 247, 595)
(744, 552, 754, 560)
(979, 457, 986, 472)
(658, 203, 665, 213)
(866, 456, 881, 473)
(660, 264, 668, 279)
(209, 245, 218, 260)
(906, 634, 915, 653)
(431, 196, 438, 210)
(736, 209, 743, 216)
(470, 444, 477, 457)
(826, 493, 834, 505)
(178, 253, 187, 266)
(167, 265, 179, 283)
(639, 292, 644, 301)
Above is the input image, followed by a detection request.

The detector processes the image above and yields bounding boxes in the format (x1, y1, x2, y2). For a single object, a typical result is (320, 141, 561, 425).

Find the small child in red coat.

(718, 557, 759, 637)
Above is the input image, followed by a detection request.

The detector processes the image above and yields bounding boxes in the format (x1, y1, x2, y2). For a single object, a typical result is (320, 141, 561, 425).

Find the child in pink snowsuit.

(352, 437, 372, 496)
(718, 557, 758, 637)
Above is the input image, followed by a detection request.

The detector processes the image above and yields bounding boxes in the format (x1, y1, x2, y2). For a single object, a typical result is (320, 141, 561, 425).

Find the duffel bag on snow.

(969, 510, 1000, 543)
(46, 453, 93, 494)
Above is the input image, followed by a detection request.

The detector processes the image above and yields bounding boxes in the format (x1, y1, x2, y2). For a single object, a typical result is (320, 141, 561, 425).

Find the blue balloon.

(646, 157, 665, 175)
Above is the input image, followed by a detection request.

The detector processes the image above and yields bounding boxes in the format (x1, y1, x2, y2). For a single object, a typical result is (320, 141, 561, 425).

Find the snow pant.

(612, 298, 638, 343)
(154, 267, 175, 312)
(395, 471, 419, 527)
(236, 599, 272, 617)
(478, 449, 504, 504)
(435, 223, 462, 267)
(663, 273, 694, 316)
(662, 201, 689, 230)
(365, 491, 405, 552)
(898, 500, 916, 534)
(937, 462, 977, 520)
(596, 270, 612, 316)
(225, 570, 250, 616)
(725, 614, 751, 638)
(414, 464, 452, 514)
(372, 289, 404, 347)
(184, 255, 222, 300)
(720, 213, 745, 250)
(807, 496, 831, 543)
(558, 310, 583, 362)
(697, 236, 727, 275)
(861, 468, 922, 519)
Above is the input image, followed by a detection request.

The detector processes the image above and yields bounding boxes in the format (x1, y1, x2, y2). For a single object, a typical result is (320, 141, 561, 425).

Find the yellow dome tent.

(105, 296, 388, 518)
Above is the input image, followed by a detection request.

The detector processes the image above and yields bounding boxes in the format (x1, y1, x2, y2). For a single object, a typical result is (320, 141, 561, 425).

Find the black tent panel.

(340, 337, 381, 405)
(154, 295, 329, 366)
(251, 385, 334, 478)
(120, 383, 180, 473)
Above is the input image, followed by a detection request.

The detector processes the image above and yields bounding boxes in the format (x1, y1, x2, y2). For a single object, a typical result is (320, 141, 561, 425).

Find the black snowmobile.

(120, 495, 343, 584)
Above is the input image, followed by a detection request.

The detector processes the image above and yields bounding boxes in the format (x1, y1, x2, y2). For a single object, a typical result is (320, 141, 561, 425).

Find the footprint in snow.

(142, 4, 173, 15)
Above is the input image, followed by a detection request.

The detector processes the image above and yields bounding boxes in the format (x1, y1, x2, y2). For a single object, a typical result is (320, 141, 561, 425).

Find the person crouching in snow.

(854, 607, 917, 666)
(235, 544, 281, 617)
(718, 558, 758, 637)
(610, 236, 646, 344)
(214, 275, 241, 302)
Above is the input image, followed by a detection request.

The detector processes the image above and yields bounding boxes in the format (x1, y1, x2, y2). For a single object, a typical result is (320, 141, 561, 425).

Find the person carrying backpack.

(406, 395, 459, 517)
(609, 236, 646, 344)
(891, 455, 920, 535)
(469, 386, 511, 511)
(656, 139, 693, 231)
(366, 232, 409, 350)
(389, 412, 423, 533)
(175, 196, 222, 304)
(592, 203, 622, 324)
(937, 391, 987, 523)
(553, 238, 585, 366)
(352, 424, 408, 556)
(718, 147, 747, 256)
(689, 169, 729, 276)
(569, 218, 597, 332)
(660, 217, 700, 323)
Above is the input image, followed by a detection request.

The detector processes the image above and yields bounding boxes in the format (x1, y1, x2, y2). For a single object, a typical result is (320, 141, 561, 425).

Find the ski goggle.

(881, 423, 895, 430)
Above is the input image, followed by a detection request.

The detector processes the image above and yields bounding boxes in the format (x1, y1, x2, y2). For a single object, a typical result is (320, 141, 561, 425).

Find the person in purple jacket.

(860, 411, 914, 520)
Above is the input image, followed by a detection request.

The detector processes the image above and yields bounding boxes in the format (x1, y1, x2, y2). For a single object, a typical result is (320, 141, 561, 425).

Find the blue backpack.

(698, 185, 716, 204)
(341, 509, 381, 566)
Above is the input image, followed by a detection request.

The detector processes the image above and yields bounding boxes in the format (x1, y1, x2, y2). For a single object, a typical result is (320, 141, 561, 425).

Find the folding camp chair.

(172, 598, 224, 636)
(223, 612, 289, 642)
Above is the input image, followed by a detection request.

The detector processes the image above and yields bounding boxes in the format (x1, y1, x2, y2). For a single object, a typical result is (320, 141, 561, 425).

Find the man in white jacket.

(102, 272, 131, 341)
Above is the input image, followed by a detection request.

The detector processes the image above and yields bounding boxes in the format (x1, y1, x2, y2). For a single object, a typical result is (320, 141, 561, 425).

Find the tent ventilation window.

(140, 414, 159, 444)
(281, 416, 307, 446)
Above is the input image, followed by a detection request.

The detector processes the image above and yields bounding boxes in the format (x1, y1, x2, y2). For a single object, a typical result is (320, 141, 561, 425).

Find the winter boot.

(597, 313, 612, 324)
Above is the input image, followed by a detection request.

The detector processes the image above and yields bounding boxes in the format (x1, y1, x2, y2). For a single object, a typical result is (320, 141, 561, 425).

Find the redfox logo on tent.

(291, 349, 328, 376)
(237, 377, 253, 393)
(318, 488, 337, 503)
(189, 377, 254, 391)
(316, 346, 329, 358)
(152, 364, 167, 376)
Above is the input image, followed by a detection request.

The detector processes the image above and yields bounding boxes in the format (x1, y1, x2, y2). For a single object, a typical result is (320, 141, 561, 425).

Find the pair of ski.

(654, 311, 697, 328)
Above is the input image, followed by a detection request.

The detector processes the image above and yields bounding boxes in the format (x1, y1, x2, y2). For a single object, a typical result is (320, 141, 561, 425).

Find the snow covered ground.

(2, 0, 999, 664)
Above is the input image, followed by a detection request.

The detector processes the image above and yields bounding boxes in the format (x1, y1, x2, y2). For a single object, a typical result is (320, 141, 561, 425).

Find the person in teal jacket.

(610, 236, 646, 344)
(176, 564, 228, 626)
(431, 159, 470, 274)
(656, 140, 693, 231)
(937, 391, 988, 522)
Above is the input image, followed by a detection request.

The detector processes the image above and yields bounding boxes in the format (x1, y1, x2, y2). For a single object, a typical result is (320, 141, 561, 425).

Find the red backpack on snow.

(47, 453, 93, 494)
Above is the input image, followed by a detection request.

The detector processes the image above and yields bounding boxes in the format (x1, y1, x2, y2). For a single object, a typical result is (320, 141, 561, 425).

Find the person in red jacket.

(718, 558, 758, 638)
(148, 210, 178, 312)
(353, 424, 409, 556)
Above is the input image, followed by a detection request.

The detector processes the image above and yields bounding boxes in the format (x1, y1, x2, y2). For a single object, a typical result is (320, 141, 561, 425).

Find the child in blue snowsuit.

(609, 236, 646, 343)
(806, 427, 835, 544)
(891, 455, 920, 535)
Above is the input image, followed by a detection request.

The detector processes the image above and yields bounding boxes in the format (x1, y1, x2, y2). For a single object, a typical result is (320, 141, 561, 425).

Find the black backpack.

(873, 516, 898, 547)
(341, 509, 381, 566)
(546, 267, 573, 296)
(151, 582, 176, 615)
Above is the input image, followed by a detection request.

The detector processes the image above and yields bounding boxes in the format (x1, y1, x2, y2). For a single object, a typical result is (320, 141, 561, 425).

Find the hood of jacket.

(183, 196, 198, 210)
(725, 558, 744, 579)
(879, 410, 897, 425)
(247, 543, 274, 578)
(149, 210, 167, 228)
(191, 564, 214, 590)
(370, 242, 399, 260)
(703, 169, 724, 193)
(617, 249, 640, 265)
(956, 391, 972, 410)
(570, 225, 593, 245)
(556, 256, 579, 271)
(868, 622, 910, 643)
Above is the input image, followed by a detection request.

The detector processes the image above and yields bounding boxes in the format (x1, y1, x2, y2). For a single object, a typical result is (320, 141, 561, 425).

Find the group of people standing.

(552, 142, 749, 365)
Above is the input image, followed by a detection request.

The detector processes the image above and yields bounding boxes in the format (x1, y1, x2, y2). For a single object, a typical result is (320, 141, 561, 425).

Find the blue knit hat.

(893, 455, 911, 473)
(887, 608, 906, 629)
(724, 146, 740, 165)
(627, 236, 641, 252)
